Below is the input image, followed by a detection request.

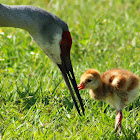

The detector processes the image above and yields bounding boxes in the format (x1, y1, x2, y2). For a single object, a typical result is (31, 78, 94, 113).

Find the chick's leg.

(115, 110, 122, 132)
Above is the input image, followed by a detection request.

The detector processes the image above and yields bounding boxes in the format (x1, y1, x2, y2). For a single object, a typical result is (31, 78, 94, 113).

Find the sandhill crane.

(78, 69, 139, 132)
(0, 3, 84, 115)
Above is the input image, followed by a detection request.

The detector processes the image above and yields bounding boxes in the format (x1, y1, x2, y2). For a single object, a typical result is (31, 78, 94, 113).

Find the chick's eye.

(87, 79, 92, 82)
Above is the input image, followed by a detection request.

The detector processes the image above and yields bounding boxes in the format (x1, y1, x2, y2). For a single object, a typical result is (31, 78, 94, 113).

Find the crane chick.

(78, 69, 139, 132)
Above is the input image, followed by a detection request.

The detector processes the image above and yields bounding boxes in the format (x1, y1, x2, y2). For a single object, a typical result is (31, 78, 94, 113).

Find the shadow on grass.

(15, 85, 39, 110)
(14, 78, 74, 113)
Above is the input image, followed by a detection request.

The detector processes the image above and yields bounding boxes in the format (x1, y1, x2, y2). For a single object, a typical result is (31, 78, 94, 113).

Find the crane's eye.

(87, 79, 92, 82)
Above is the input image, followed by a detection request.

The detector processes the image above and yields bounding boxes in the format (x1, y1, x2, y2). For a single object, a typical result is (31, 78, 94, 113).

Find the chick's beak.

(78, 83, 85, 90)
(57, 55, 85, 116)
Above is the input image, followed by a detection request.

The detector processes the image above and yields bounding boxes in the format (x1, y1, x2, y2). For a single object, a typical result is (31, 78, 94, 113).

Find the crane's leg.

(115, 110, 122, 133)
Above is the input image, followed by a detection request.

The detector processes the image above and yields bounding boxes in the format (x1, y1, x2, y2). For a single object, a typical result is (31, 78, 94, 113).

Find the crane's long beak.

(57, 55, 85, 116)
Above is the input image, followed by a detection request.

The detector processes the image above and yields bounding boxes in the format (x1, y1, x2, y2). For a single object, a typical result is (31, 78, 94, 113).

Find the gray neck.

(0, 4, 68, 34)
(0, 4, 35, 33)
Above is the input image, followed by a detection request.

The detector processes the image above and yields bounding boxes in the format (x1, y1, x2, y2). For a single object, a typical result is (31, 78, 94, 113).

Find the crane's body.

(78, 69, 139, 132)
(0, 3, 84, 115)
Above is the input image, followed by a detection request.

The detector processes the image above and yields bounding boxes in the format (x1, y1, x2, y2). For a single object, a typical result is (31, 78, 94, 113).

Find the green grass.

(0, 0, 140, 139)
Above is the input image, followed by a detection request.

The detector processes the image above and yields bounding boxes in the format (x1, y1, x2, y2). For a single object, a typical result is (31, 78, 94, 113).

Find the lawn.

(0, 0, 140, 139)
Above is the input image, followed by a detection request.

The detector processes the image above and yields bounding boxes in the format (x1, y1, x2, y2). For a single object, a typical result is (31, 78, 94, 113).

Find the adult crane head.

(0, 4, 85, 115)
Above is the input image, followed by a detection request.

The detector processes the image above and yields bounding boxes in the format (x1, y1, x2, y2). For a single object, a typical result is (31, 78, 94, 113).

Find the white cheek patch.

(49, 33, 62, 64)
(32, 32, 62, 64)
